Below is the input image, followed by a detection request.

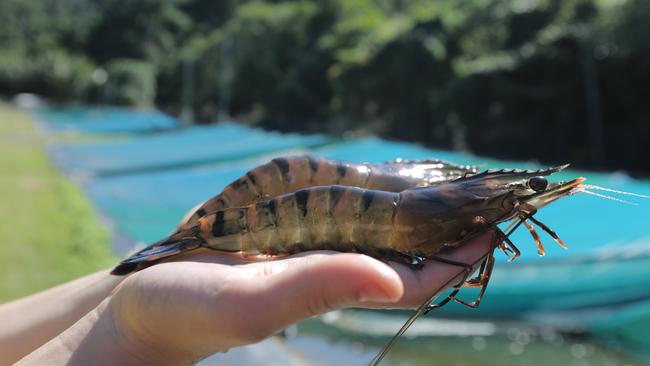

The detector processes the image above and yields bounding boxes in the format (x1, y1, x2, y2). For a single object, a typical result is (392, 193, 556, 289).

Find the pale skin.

(3, 231, 496, 366)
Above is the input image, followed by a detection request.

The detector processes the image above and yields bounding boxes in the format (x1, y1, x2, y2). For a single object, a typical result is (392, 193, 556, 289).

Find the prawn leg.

(522, 212, 569, 250)
(448, 225, 519, 309)
(522, 219, 546, 256)
(464, 253, 489, 288)
(454, 221, 530, 308)
(424, 254, 491, 312)
(496, 225, 521, 261)
(451, 250, 495, 308)
(423, 253, 475, 313)
(426, 225, 511, 311)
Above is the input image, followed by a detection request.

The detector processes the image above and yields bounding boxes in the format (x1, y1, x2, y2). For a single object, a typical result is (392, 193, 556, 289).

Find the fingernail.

(357, 284, 396, 304)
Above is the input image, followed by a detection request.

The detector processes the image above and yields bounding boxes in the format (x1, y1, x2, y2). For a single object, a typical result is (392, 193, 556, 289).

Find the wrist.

(17, 298, 196, 366)
(100, 298, 199, 366)
(63, 299, 161, 366)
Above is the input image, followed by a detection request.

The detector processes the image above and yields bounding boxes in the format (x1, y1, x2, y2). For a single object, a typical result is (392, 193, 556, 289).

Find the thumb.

(248, 252, 404, 334)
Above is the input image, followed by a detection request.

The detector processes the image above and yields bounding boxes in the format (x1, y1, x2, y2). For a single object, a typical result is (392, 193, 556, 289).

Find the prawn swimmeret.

(110, 155, 643, 366)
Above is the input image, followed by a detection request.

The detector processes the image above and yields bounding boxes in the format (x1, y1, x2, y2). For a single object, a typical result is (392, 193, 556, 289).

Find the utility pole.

(218, 36, 233, 122)
(181, 58, 195, 125)
(580, 38, 604, 167)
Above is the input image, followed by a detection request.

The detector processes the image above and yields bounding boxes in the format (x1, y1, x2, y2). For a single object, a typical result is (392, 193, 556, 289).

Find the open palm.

(106, 232, 495, 365)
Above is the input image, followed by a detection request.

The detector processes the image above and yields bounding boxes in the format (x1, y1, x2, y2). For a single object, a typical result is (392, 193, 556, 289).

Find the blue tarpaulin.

(51, 122, 330, 176)
(35, 106, 179, 134)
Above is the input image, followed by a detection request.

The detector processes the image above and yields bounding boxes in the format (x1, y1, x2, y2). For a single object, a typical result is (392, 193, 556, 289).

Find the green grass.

(0, 103, 116, 302)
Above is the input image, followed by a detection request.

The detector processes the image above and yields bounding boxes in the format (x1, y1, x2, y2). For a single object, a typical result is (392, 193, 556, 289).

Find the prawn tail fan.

(111, 237, 202, 275)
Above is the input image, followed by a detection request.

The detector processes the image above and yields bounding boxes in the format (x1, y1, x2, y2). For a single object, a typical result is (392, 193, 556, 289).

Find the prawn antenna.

(368, 302, 426, 366)
(578, 189, 637, 205)
(580, 184, 650, 199)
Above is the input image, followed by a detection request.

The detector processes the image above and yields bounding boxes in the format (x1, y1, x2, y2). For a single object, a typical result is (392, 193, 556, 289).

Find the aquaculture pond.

(37, 106, 650, 365)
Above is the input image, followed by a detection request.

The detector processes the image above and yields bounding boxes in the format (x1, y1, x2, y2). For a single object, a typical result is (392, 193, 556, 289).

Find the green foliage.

(0, 104, 115, 301)
(217, 1, 333, 128)
(105, 59, 156, 107)
(0, 0, 649, 171)
(0, 0, 98, 100)
(0, 50, 95, 101)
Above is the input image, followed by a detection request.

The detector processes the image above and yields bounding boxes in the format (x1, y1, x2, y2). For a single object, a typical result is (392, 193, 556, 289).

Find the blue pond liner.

(35, 106, 179, 134)
(52, 123, 330, 176)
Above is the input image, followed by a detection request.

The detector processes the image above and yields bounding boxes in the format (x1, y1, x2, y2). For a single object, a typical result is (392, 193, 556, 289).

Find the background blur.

(2, 0, 650, 173)
(2, 0, 650, 365)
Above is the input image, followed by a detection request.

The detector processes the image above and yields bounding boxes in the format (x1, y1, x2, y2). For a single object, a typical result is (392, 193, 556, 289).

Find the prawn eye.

(528, 176, 548, 192)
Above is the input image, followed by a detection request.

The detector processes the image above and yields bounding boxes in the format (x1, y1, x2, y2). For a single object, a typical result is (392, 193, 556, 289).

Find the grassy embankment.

(0, 103, 115, 302)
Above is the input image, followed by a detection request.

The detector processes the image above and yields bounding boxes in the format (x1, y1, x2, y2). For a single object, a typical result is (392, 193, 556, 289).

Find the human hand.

(95, 230, 496, 365)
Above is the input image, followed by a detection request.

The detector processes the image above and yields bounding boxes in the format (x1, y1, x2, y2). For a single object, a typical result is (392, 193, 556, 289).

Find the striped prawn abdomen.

(183, 155, 474, 228)
(197, 185, 402, 256)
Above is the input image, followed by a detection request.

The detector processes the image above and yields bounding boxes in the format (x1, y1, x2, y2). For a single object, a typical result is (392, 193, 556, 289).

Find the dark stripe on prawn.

(361, 190, 375, 212)
(295, 189, 310, 217)
(211, 210, 225, 237)
(255, 200, 279, 228)
(337, 164, 347, 178)
(231, 176, 250, 190)
(329, 186, 345, 211)
(307, 156, 319, 174)
(246, 171, 258, 186)
(272, 157, 291, 181)
(265, 198, 278, 222)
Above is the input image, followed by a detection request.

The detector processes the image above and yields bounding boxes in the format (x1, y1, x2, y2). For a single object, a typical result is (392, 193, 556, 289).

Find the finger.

(234, 230, 496, 336)
(237, 252, 404, 337)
